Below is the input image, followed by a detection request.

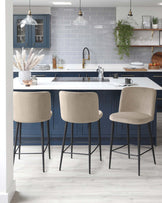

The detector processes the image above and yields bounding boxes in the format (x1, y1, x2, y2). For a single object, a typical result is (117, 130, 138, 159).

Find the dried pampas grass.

(13, 48, 44, 71)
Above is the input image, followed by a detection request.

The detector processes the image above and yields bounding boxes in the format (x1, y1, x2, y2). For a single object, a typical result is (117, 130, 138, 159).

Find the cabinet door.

(13, 15, 29, 48)
(31, 15, 50, 48)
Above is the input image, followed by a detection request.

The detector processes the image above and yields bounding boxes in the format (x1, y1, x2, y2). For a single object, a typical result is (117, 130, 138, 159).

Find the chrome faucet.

(97, 66, 104, 81)
(82, 47, 90, 69)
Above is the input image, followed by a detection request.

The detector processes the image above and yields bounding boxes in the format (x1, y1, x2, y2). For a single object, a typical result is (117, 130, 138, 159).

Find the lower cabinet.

(145, 72, 162, 112)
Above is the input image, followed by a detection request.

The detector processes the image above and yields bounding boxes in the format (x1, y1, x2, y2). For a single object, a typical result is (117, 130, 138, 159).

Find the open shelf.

(133, 29, 162, 31)
(130, 45, 162, 47)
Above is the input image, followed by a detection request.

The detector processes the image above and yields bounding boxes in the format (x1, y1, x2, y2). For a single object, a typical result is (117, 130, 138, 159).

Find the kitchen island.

(13, 77, 162, 145)
(13, 64, 162, 112)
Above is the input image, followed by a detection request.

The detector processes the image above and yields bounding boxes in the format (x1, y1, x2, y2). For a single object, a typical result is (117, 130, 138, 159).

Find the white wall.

(116, 7, 162, 28)
(0, 0, 15, 202)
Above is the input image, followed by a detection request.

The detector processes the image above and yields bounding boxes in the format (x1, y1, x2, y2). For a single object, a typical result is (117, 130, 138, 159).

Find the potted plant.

(114, 20, 134, 59)
(152, 17, 158, 29)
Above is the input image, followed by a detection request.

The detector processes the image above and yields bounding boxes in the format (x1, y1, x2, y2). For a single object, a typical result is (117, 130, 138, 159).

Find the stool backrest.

(59, 91, 100, 123)
(13, 91, 51, 123)
(119, 87, 156, 120)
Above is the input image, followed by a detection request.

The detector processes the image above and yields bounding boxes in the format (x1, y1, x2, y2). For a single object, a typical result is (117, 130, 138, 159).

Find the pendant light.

(20, 0, 37, 28)
(73, 0, 87, 26)
(128, 0, 133, 17)
(127, 0, 138, 28)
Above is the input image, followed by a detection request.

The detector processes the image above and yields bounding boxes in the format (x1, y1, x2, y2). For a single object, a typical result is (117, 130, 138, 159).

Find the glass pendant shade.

(127, 15, 138, 28)
(127, 0, 138, 28)
(73, 0, 88, 26)
(20, 11, 37, 28)
(20, 0, 37, 28)
(73, 14, 87, 26)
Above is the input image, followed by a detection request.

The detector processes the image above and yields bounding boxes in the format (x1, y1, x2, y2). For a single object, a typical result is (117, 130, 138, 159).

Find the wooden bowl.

(148, 65, 160, 70)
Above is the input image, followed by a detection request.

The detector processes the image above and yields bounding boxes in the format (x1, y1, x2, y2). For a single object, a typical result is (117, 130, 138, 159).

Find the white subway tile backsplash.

(14, 7, 161, 65)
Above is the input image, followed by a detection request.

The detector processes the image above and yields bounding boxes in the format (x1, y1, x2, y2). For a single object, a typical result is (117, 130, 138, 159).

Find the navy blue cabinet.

(146, 73, 162, 112)
(13, 15, 51, 48)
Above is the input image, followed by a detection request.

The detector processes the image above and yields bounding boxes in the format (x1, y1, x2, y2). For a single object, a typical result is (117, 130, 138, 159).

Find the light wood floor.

(11, 114, 162, 203)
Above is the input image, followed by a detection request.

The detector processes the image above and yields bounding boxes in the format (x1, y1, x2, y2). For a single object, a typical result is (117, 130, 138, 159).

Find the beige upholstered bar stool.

(13, 91, 52, 172)
(59, 91, 103, 174)
(109, 87, 157, 176)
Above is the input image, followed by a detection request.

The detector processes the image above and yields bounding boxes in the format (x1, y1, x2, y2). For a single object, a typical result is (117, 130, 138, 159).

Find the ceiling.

(13, 0, 162, 7)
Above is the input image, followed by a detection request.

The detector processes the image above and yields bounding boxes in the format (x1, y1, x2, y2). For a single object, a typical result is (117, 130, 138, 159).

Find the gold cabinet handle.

(121, 75, 135, 77)
(157, 98, 162, 100)
(153, 75, 162, 78)
(35, 74, 46, 77)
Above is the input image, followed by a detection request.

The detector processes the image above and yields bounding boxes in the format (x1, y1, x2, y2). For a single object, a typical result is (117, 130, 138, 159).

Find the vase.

(152, 24, 158, 29)
(19, 71, 31, 84)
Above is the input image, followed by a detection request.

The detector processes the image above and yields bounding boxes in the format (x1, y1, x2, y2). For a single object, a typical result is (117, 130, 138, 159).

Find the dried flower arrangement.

(13, 48, 44, 71)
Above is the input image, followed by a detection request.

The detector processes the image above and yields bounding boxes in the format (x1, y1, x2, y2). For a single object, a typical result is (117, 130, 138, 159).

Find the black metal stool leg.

(13, 122, 19, 164)
(41, 122, 45, 172)
(127, 124, 130, 159)
(59, 122, 68, 171)
(138, 125, 141, 176)
(109, 122, 114, 169)
(88, 123, 91, 174)
(18, 123, 22, 160)
(98, 120, 102, 161)
(71, 123, 74, 159)
(148, 123, 156, 164)
(47, 120, 51, 159)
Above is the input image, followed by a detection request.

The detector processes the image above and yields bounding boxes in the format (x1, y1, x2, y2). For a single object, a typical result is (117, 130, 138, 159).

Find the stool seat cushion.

(59, 91, 103, 123)
(109, 112, 152, 125)
(13, 91, 52, 123)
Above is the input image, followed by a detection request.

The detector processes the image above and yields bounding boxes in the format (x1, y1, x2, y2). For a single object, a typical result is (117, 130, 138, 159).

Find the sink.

(51, 77, 109, 82)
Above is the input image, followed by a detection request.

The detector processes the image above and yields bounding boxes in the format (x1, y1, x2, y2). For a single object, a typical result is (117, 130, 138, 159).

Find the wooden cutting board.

(124, 68, 147, 71)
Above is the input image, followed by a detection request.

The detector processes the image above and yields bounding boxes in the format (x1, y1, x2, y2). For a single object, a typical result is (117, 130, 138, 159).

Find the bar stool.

(13, 91, 52, 172)
(109, 87, 157, 176)
(59, 91, 103, 174)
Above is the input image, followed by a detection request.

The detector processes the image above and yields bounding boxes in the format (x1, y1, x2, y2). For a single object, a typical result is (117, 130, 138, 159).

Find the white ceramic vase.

(19, 71, 31, 84)
(152, 24, 158, 29)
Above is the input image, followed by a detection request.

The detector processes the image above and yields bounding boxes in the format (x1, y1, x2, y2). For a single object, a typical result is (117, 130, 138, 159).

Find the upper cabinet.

(13, 14, 51, 48)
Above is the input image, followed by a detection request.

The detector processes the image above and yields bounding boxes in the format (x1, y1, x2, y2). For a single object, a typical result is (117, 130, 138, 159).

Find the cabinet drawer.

(151, 74, 162, 85)
(119, 72, 144, 77)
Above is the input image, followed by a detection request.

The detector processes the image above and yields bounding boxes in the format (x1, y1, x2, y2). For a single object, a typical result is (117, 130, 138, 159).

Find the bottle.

(52, 55, 57, 69)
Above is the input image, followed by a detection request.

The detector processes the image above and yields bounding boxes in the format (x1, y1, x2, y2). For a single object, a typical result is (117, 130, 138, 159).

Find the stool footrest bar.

(112, 144, 128, 152)
(112, 147, 153, 157)
(63, 144, 71, 153)
(63, 144, 99, 156)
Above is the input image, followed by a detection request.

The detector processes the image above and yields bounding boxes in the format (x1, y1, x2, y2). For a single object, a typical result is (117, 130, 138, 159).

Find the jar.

(58, 59, 64, 69)
(32, 75, 37, 85)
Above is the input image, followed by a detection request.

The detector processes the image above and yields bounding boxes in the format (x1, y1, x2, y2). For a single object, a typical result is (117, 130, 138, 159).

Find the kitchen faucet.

(97, 66, 104, 81)
(82, 47, 90, 69)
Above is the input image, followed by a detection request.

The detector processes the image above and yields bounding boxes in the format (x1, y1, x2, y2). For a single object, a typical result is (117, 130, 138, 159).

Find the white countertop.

(13, 77, 162, 90)
(13, 64, 162, 72)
